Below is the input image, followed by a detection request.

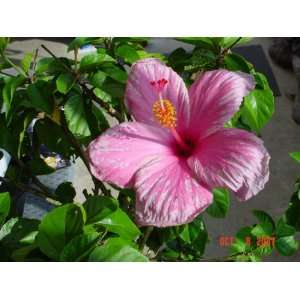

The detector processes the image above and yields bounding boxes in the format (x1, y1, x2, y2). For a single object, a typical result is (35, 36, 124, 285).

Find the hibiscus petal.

(87, 122, 174, 188)
(187, 128, 270, 201)
(188, 69, 255, 140)
(125, 58, 190, 131)
(134, 157, 213, 227)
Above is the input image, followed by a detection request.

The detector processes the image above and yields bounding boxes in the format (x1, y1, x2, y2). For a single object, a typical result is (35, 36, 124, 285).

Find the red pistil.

(150, 78, 168, 92)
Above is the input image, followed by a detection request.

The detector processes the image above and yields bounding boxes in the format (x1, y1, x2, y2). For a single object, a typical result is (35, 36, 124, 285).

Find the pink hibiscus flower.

(87, 58, 270, 227)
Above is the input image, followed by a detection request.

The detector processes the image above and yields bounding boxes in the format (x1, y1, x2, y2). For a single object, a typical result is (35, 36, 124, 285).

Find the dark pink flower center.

(173, 136, 196, 158)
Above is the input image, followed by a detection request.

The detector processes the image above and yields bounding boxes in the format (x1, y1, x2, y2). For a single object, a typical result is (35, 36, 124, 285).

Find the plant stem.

(139, 226, 153, 251)
(60, 115, 110, 197)
(226, 37, 243, 51)
(1, 54, 27, 77)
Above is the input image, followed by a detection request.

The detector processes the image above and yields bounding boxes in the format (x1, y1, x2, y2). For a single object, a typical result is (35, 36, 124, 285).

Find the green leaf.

(206, 188, 230, 218)
(254, 72, 270, 90)
(116, 44, 140, 64)
(97, 208, 141, 241)
(26, 157, 55, 175)
(218, 37, 252, 48)
(285, 193, 300, 231)
(93, 87, 112, 102)
(64, 94, 91, 138)
(224, 53, 252, 73)
(276, 219, 295, 238)
(241, 88, 274, 133)
(83, 195, 118, 225)
(79, 52, 115, 72)
(251, 210, 275, 237)
(89, 237, 148, 262)
(178, 216, 208, 256)
(11, 244, 38, 261)
(289, 152, 300, 164)
(175, 37, 217, 51)
(2, 75, 26, 120)
(60, 232, 100, 261)
(0, 192, 11, 227)
(55, 182, 76, 204)
(21, 52, 33, 73)
(35, 57, 68, 75)
(37, 204, 84, 260)
(34, 118, 74, 157)
(0, 114, 17, 155)
(68, 37, 104, 52)
(102, 65, 128, 83)
(230, 226, 253, 254)
(89, 70, 107, 88)
(26, 81, 53, 114)
(0, 37, 10, 54)
(0, 217, 39, 250)
(275, 236, 298, 256)
(56, 73, 75, 94)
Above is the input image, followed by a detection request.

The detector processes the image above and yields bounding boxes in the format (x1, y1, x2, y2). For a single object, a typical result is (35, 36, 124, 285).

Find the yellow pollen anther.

(152, 99, 177, 128)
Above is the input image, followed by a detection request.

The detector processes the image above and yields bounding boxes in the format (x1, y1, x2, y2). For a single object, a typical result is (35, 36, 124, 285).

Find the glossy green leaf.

(116, 44, 140, 64)
(275, 236, 298, 256)
(251, 210, 275, 237)
(97, 208, 140, 241)
(93, 87, 112, 102)
(79, 52, 115, 72)
(224, 53, 252, 73)
(64, 94, 91, 138)
(0, 192, 11, 227)
(37, 204, 84, 260)
(102, 65, 128, 83)
(55, 182, 76, 204)
(241, 88, 274, 133)
(60, 232, 100, 261)
(56, 73, 74, 94)
(89, 237, 148, 262)
(89, 70, 107, 88)
(206, 188, 230, 218)
(83, 195, 118, 225)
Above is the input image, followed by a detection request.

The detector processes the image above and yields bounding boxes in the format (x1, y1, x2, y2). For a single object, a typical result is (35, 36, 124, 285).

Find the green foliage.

(289, 152, 300, 163)
(0, 192, 11, 227)
(206, 188, 230, 218)
(55, 182, 76, 203)
(37, 204, 84, 259)
(64, 94, 91, 139)
(89, 237, 148, 262)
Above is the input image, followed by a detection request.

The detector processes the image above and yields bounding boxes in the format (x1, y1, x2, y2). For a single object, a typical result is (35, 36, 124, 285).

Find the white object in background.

(0, 148, 11, 179)
(79, 44, 97, 56)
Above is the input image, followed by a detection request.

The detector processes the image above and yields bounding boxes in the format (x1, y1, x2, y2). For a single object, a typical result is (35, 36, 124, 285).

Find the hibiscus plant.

(0, 37, 298, 261)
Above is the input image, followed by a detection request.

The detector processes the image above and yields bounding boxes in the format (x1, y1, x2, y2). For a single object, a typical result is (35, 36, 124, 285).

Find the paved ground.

(6, 37, 300, 261)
